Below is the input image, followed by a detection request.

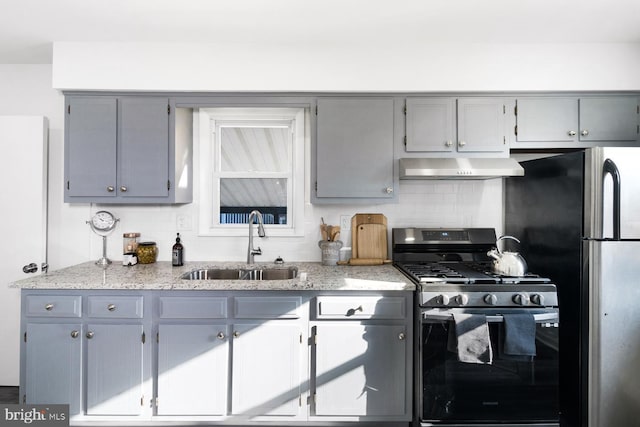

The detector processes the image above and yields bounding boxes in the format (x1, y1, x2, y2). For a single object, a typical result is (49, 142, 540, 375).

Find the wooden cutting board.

(356, 223, 388, 259)
(351, 214, 388, 260)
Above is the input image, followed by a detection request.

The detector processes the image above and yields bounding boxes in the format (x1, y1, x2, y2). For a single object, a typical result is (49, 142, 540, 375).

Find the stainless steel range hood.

(399, 157, 524, 180)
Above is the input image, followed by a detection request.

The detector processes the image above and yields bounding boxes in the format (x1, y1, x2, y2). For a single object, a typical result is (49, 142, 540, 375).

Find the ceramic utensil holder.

(319, 240, 343, 265)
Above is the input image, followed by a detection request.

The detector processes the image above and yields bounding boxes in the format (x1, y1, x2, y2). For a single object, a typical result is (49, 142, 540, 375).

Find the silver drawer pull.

(233, 331, 240, 338)
(398, 332, 406, 341)
(45, 303, 54, 311)
(70, 330, 79, 339)
(217, 332, 225, 340)
(86, 331, 94, 339)
(107, 304, 116, 312)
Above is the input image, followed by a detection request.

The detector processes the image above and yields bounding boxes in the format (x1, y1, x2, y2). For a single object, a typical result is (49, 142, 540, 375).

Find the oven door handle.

(422, 310, 559, 324)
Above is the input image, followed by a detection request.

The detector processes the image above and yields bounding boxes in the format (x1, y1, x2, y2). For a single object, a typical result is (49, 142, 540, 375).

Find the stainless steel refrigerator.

(504, 147, 640, 427)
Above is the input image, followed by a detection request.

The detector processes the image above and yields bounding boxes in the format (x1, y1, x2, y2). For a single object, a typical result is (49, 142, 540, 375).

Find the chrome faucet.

(247, 210, 266, 264)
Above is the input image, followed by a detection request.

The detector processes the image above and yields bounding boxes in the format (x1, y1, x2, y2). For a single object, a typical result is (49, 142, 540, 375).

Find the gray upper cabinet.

(405, 97, 509, 156)
(314, 97, 395, 202)
(514, 96, 639, 147)
(64, 96, 193, 204)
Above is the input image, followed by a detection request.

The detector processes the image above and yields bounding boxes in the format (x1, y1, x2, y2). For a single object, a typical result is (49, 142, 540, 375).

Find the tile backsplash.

(90, 179, 503, 264)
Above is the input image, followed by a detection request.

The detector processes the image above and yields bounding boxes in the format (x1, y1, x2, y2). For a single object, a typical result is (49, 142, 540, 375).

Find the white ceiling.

(2, 0, 640, 64)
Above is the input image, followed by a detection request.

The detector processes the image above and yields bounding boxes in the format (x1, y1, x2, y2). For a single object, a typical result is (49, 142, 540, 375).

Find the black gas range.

(393, 228, 560, 427)
(393, 227, 558, 308)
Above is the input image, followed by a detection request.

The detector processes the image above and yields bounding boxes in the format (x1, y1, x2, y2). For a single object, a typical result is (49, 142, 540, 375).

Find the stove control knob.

(512, 293, 530, 306)
(437, 294, 450, 306)
(455, 294, 469, 306)
(484, 294, 498, 305)
(531, 294, 545, 306)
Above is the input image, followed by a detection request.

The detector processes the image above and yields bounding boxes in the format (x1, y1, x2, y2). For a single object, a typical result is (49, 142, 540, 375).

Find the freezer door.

(587, 240, 640, 427)
(585, 147, 640, 239)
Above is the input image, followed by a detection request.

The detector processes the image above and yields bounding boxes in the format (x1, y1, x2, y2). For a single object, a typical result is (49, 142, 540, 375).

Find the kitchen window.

(197, 108, 305, 236)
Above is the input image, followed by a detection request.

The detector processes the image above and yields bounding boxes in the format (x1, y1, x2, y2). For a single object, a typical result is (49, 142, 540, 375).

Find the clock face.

(91, 211, 116, 231)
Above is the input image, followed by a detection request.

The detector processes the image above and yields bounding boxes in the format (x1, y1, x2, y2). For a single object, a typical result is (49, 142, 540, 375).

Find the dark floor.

(0, 386, 19, 403)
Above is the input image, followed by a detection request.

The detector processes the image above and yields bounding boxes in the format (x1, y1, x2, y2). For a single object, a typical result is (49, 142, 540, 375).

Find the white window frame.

(197, 107, 305, 237)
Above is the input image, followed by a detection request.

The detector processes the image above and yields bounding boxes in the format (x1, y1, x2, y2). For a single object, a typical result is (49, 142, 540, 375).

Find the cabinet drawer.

(316, 296, 406, 319)
(234, 296, 301, 319)
(87, 296, 143, 318)
(25, 295, 82, 317)
(159, 297, 228, 319)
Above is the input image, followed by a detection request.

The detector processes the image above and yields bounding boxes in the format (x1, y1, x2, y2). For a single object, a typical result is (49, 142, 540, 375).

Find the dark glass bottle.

(172, 233, 184, 266)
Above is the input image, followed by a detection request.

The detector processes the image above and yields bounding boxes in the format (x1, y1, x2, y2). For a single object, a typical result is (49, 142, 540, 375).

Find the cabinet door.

(118, 97, 170, 198)
(231, 322, 303, 418)
(65, 96, 117, 198)
(457, 98, 507, 153)
(579, 97, 639, 142)
(86, 324, 144, 416)
(157, 324, 229, 415)
(515, 97, 579, 142)
(316, 98, 394, 199)
(25, 323, 82, 415)
(405, 98, 456, 152)
(313, 323, 407, 418)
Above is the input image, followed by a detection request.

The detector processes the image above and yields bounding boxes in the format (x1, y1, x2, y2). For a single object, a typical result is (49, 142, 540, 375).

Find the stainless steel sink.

(181, 267, 298, 281)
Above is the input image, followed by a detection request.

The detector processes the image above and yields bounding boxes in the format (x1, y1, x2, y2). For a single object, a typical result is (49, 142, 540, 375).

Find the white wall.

(52, 42, 640, 91)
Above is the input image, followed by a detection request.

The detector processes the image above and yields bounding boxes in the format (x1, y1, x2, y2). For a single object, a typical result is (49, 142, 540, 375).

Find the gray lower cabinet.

(157, 323, 229, 415)
(310, 295, 412, 422)
(405, 97, 510, 156)
(21, 290, 411, 425)
(85, 323, 145, 416)
(514, 96, 639, 147)
(24, 323, 82, 415)
(314, 97, 396, 202)
(230, 321, 304, 418)
(64, 95, 193, 203)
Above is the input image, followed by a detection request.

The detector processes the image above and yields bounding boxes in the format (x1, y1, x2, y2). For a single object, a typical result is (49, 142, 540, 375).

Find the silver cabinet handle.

(217, 332, 225, 340)
(568, 130, 577, 136)
(120, 186, 128, 192)
(233, 331, 240, 338)
(45, 303, 54, 311)
(385, 187, 393, 194)
(445, 140, 453, 147)
(398, 332, 406, 341)
(581, 129, 589, 136)
(23, 263, 38, 273)
(70, 330, 79, 339)
(86, 331, 94, 339)
(107, 186, 115, 192)
(458, 140, 466, 147)
(107, 304, 116, 312)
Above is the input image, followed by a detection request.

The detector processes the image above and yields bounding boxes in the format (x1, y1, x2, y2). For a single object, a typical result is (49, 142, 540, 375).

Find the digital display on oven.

(421, 230, 469, 241)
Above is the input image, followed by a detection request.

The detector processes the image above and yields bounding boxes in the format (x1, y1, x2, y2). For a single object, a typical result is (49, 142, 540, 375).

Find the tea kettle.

(487, 235, 528, 277)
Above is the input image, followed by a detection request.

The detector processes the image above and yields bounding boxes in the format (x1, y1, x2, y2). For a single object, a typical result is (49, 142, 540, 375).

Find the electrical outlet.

(176, 214, 192, 231)
(340, 215, 351, 232)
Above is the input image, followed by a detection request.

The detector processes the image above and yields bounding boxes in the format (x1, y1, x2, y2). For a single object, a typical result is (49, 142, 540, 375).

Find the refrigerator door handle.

(603, 158, 621, 240)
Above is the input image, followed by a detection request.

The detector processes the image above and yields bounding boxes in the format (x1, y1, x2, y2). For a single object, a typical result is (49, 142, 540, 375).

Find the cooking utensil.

(487, 235, 528, 276)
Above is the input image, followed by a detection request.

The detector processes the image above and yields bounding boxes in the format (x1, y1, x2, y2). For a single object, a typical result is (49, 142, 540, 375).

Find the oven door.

(419, 308, 559, 426)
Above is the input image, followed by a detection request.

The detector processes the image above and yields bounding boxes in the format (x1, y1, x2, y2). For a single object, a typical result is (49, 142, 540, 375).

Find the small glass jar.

(123, 232, 140, 255)
(136, 242, 158, 264)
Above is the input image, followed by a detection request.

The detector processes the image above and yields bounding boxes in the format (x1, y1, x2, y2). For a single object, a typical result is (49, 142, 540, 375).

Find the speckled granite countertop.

(12, 261, 414, 291)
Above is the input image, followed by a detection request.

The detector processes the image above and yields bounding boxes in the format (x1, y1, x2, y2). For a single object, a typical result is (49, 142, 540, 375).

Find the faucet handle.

(252, 247, 262, 256)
